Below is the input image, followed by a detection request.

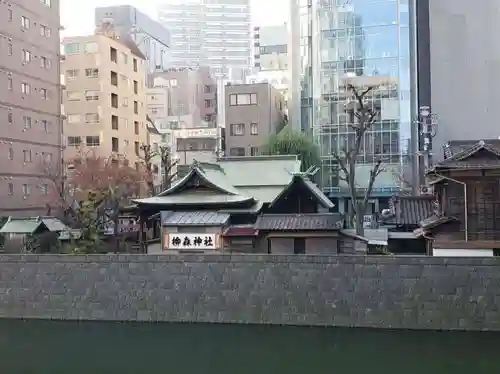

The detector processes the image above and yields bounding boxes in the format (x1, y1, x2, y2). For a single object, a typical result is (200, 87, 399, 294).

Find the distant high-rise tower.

(158, 0, 252, 81)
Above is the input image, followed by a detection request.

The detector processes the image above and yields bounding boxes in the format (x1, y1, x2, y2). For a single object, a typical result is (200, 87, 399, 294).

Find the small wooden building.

(418, 139, 500, 256)
(380, 195, 434, 254)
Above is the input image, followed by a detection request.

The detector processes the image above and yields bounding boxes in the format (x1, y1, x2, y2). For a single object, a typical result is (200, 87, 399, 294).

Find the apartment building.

(147, 82, 221, 167)
(62, 24, 148, 167)
(158, 0, 252, 80)
(0, 0, 62, 216)
(153, 67, 217, 129)
(225, 83, 284, 157)
(95, 5, 171, 87)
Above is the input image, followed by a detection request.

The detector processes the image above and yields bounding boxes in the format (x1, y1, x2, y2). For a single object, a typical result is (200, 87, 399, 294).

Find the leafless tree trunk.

(332, 84, 384, 236)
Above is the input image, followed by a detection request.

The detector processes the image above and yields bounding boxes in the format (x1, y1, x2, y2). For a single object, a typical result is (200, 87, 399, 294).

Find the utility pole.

(417, 105, 438, 190)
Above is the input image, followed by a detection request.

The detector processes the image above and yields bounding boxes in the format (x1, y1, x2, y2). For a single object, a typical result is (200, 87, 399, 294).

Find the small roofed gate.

(254, 214, 344, 254)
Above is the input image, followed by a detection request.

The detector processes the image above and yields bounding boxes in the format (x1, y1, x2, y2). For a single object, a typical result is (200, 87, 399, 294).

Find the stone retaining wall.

(0, 254, 499, 330)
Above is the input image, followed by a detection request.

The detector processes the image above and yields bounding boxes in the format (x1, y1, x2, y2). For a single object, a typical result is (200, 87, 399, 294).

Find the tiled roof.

(382, 196, 434, 226)
(0, 216, 69, 234)
(269, 174, 334, 209)
(223, 225, 258, 236)
(161, 211, 230, 226)
(255, 213, 343, 231)
(420, 215, 458, 230)
(433, 140, 500, 171)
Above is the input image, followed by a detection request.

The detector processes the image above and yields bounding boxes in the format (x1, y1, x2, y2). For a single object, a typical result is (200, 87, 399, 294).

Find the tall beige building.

(61, 25, 148, 168)
(0, 0, 62, 216)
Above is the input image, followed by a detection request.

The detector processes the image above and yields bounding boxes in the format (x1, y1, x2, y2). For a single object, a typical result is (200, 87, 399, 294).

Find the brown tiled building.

(225, 83, 285, 157)
(0, 0, 62, 216)
(415, 139, 500, 255)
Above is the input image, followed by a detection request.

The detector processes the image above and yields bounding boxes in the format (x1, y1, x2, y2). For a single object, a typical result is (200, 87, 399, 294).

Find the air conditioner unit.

(420, 186, 433, 195)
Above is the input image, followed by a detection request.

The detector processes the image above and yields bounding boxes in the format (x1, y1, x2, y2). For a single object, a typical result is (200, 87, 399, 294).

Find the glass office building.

(293, 0, 417, 206)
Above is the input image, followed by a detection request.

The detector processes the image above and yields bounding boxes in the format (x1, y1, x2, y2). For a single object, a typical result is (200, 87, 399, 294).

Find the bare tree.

(332, 84, 384, 236)
(139, 143, 179, 195)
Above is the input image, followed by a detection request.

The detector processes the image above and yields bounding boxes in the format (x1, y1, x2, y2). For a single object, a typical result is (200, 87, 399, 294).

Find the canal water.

(0, 319, 499, 373)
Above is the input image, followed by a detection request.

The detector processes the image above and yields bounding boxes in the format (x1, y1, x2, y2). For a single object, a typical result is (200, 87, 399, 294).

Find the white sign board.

(175, 128, 218, 139)
(165, 233, 218, 250)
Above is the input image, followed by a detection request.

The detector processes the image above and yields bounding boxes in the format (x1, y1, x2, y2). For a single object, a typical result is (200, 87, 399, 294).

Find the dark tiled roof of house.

(433, 140, 500, 171)
(382, 196, 434, 226)
(255, 213, 343, 231)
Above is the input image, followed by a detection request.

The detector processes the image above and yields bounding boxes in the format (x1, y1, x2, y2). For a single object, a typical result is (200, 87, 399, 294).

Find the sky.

(61, 0, 288, 37)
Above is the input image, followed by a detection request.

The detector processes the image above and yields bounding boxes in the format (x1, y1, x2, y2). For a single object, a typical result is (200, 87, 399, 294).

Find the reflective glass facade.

(297, 0, 415, 193)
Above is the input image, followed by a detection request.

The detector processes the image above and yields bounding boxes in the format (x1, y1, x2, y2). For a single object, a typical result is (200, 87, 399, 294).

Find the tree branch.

(362, 159, 384, 214)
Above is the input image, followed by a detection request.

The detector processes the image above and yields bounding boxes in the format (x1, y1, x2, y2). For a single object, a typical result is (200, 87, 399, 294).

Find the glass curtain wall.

(300, 0, 413, 191)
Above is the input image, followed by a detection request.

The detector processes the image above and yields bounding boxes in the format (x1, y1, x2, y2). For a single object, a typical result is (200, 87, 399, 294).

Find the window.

(111, 71, 118, 86)
(21, 82, 31, 95)
(85, 68, 99, 78)
(7, 112, 12, 124)
(64, 43, 80, 54)
(8, 147, 13, 160)
(22, 184, 31, 197)
(120, 117, 128, 129)
(134, 101, 138, 114)
(40, 56, 51, 69)
(133, 80, 139, 94)
(229, 147, 245, 156)
(134, 121, 140, 135)
(23, 116, 31, 129)
(229, 93, 257, 106)
(42, 120, 50, 132)
(40, 0, 51, 7)
(111, 115, 119, 130)
(84, 42, 97, 53)
(86, 136, 100, 147)
(66, 91, 81, 101)
(66, 69, 79, 80)
(67, 136, 81, 146)
(250, 147, 259, 156)
(7, 43, 12, 56)
(250, 123, 258, 135)
(23, 150, 32, 163)
(7, 78, 12, 91)
(133, 58, 138, 72)
(7, 183, 13, 195)
(40, 24, 51, 37)
(21, 16, 30, 29)
(85, 90, 99, 101)
(40, 184, 48, 195)
(204, 85, 212, 93)
(204, 99, 213, 108)
(230, 123, 245, 136)
(111, 93, 118, 108)
(40, 88, 48, 100)
(67, 114, 81, 124)
(169, 79, 177, 87)
(8, 9, 12, 22)
(110, 47, 117, 63)
(134, 141, 140, 156)
(122, 97, 129, 107)
(111, 137, 119, 152)
(121, 52, 128, 64)
(22, 49, 31, 63)
(85, 113, 99, 123)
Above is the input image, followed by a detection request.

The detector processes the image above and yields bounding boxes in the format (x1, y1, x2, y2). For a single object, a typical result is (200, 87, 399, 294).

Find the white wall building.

(158, 0, 252, 81)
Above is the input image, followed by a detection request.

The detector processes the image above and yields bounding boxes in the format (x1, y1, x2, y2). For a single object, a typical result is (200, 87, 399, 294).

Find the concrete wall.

(0, 254, 500, 331)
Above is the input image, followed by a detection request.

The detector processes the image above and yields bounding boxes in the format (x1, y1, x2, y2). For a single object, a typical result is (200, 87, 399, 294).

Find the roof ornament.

(479, 140, 485, 146)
